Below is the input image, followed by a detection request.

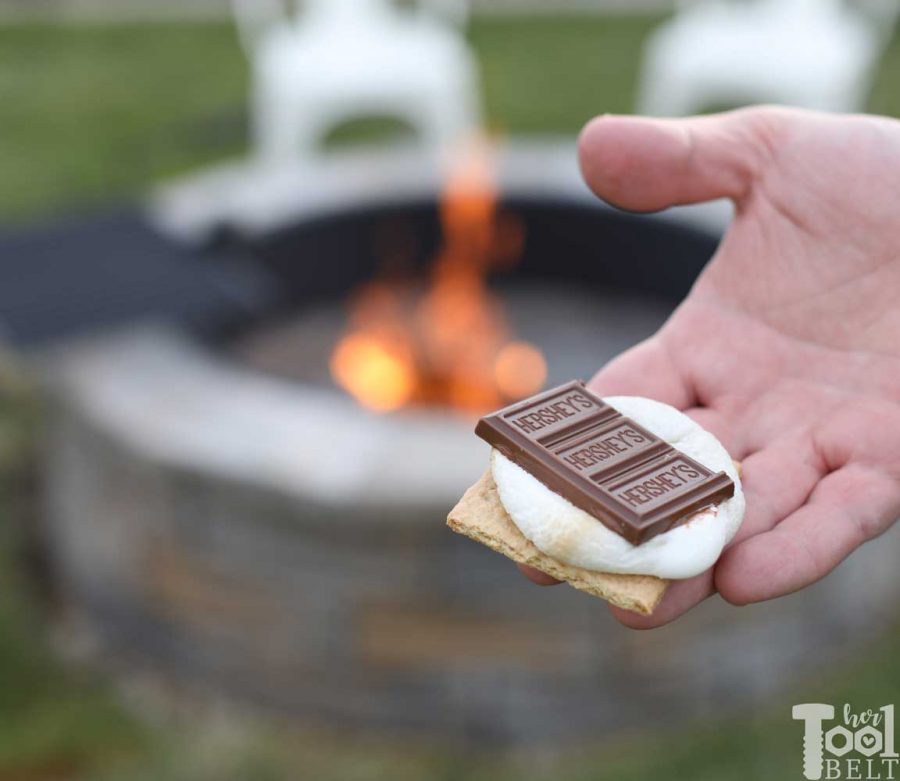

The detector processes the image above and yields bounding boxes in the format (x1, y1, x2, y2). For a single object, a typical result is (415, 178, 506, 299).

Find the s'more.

(447, 381, 745, 615)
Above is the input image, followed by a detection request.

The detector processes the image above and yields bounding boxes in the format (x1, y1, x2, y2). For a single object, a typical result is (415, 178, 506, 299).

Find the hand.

(520, 106, 900, 628)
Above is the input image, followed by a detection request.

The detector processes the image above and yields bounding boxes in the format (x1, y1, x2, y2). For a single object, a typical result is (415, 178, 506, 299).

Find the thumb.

(578, 107, 784, 212)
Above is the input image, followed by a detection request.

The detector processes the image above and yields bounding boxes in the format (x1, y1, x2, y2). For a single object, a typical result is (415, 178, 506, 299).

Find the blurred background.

(1, 1, 899, 779)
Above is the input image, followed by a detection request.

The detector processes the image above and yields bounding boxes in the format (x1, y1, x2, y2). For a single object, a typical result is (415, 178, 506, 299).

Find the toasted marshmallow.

(491, 396, 745, 579)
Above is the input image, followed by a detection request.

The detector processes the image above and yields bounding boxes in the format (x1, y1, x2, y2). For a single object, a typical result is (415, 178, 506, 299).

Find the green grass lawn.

(5, 14, 900, 223)
(1, 14, 899, 780)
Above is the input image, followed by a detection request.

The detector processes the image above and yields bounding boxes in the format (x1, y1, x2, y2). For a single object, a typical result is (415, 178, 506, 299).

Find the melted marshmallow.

(491, 396, 745, 579)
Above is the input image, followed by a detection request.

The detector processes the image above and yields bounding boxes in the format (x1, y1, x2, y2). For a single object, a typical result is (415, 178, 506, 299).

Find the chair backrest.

(233, 0, 469, 53)
(303, 0, 468, 27)
(771, 0, 846, 16)
(303, 0, 390, 22)
(766, 0, 898, 47)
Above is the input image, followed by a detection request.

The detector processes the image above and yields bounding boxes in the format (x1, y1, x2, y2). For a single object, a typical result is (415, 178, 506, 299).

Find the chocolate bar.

(475, 381, 734, 545)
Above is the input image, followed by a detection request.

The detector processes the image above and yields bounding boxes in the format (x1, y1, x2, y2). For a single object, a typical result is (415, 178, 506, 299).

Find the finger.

(578, 108, 782, 212)
(727, 432, 824, 545)
(610, 432, 824, 627)
(716, 465, 900, 605)
(588, 336, 696, 410)
(516, 562, 560, 586)
(609, 570, 714, 629)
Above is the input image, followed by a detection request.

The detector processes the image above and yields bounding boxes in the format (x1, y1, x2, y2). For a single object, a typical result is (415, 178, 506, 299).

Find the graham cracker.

(447, 470, 669, 615)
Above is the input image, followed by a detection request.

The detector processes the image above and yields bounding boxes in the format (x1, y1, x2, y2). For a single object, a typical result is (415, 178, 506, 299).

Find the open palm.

(523, 107, 900, 628)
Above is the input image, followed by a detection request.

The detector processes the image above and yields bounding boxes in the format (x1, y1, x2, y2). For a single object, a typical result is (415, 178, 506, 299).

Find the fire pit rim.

(147, 139, 731, 245)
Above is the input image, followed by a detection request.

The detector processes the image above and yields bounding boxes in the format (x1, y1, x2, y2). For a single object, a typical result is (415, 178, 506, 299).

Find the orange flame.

(330, 136, 546, 414)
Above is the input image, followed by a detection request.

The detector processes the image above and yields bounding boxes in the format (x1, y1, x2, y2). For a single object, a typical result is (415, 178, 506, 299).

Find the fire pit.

(39, 141, 900, 743)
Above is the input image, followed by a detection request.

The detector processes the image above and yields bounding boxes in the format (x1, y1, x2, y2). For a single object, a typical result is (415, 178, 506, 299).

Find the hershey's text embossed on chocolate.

(475, 381, 735, 545)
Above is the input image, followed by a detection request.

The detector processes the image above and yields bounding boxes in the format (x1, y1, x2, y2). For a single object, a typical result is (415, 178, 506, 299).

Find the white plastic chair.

(638, 0, 899, 116)
(232, 0, 481, 167)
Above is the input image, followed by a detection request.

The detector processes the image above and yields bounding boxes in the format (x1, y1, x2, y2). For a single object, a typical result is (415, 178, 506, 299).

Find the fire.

(330, 333, 415, 413)
(330, 137, 546, 414)
(494, 342, 547, 400)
